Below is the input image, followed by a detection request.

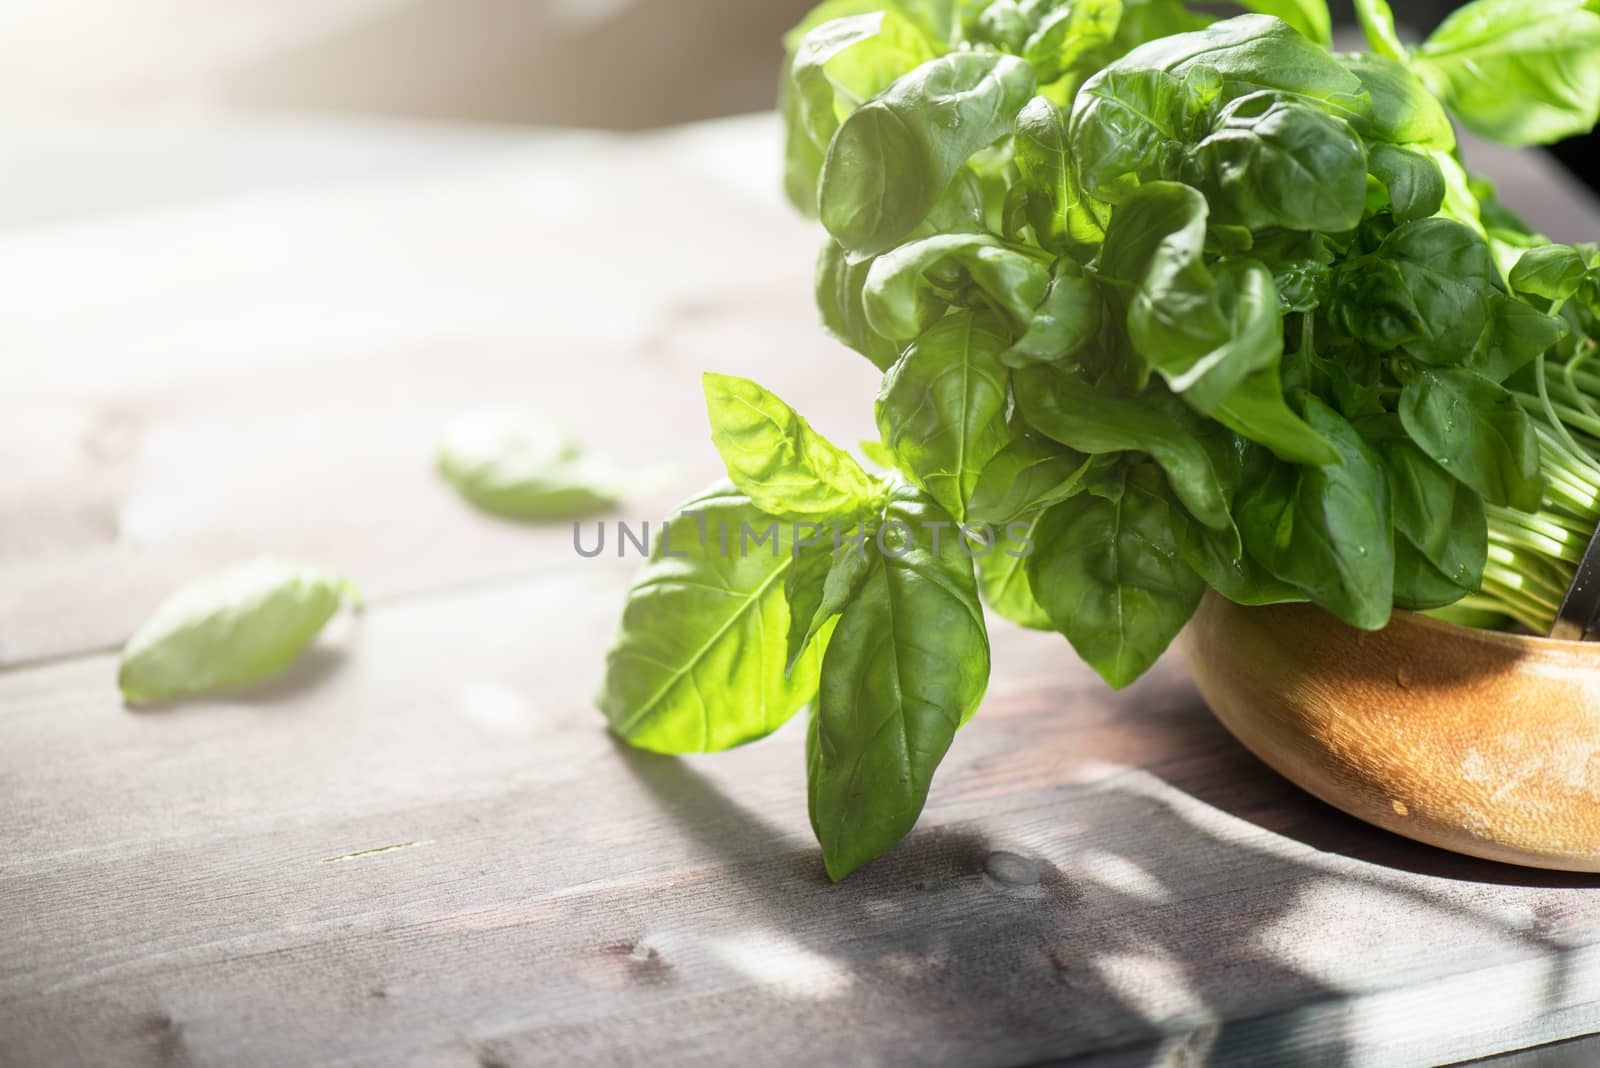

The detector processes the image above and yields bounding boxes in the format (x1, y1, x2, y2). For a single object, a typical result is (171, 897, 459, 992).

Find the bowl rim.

(1379, 605, 1600, 660)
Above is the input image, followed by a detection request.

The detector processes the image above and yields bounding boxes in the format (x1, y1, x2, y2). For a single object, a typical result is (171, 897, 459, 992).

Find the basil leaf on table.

(118, 557, 361, 704)
(1412, 0, 1600, 147)
(1399, 367, 1544, 512)
(437, 411, 625, 520)
(704, 373, 879, 521)
(820, 52, 1037, 257)
(598, 486, 822, 754)
(1027, 465, 1205, 688)
(876, 311, 1013, 522)
(808, 485, 990, 880)
(1236, 396, 1395, 630)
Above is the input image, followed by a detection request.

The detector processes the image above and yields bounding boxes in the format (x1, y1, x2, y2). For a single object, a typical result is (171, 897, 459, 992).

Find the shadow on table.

(612, 734, 1348, 1067)
(605, 666, 1599, 1066)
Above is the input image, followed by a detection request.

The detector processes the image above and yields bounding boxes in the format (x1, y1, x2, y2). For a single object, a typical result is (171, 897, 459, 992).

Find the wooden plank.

(4, 570, 1600, 1067)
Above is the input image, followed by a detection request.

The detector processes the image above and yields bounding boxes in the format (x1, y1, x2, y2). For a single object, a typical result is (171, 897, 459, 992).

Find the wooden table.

(4, 113, 1600, 1068)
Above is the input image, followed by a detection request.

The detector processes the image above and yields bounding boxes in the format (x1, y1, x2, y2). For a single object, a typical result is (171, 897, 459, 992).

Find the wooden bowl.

(1180, 592, 1600, 872)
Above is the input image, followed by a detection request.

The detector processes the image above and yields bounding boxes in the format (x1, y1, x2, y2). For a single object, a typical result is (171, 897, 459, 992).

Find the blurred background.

(0, 0, 1591, 226)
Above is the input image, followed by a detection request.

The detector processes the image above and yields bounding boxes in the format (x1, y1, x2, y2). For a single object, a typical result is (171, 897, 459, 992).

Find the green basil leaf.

(1023, 0, 1126, 85)
(1334, 218, 1504, 365)
(1176, 514, 1306, 607)
(599, 486, 821, 753)
(437, 411, 623, 520)
(1335, 51, 1455, 151)
(1399, 367, 1544, 512)
(704, 373, 879, 521)
(1352, 0, 1406, 61)
(817, 240, 903, 371)
(1211, 364, 1341, 465)
(820, 52, 1037, 257)
(1187, 92, 1369, 233)
(809, 485, 990, 879)
(968, 433, 1096, 525)
(781, 55, 827, 216)
(1234, 0, 1331, 46)
(786, 538, 874, 674)
(976, 512, 1054, 629)
(1472, 294, 1567, 383)
(1368, 143, 1446, 223)
(792, 12, 937, 155)
(1414, 0, 1600, 147)
(1511, 244, 1590, 304)
(1027, 465, 1205, 688)
(1360, 414, 1488, 590)
(118, 557, 361, 704)
(1014, 95, 1109, 256)
(1015, 363, 1235, 530)
(1069, 67, 1191, 203)
(1393, 537, 1474, 611)
(1003, 258, 1104, 367)
(863, 233, 1051, 342)
(1236, 396, 1395, 630)
(876, 311, 1013, 522)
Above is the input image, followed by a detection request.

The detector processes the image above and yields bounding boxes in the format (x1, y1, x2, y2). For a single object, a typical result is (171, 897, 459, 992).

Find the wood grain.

(4, 114, 1600, 1067)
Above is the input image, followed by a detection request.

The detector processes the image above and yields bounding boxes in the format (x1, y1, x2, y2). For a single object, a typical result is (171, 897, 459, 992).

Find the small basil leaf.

(599, 486, 821, 753)
(1399, 367, 1544, 512)
(437, 411, 623, 520)
(1368, 143, 1446, 223)
(1336, 51, 1455, 152)
(786, 539, 874, 675)
(876, 311, 1013, 522)
(817, 240, 903, 372)
(1472, 294, 1567, 383)
(977, 512, 1054, 630)
(1003, 258, 1104, 368)
(1027, 466, 1205, 688)
(1023, 0, 1125, 85)
(820, 52, 1037, 257)
(1014, 95, 1108, 255)
(1394, 538, 1474, 612)
(1236, 397, 1394, 630)
(118, 557, 361, 704)
(1510, 244, 1589, 304)
(704, 373, 878, 521)
(968, 433, 1096, 526)
(1015, 363, 1235, 531)
(1352, 0, 1406, 61)
(863, 234, 1051, 342)
(1234, 0, 1331, 46)
(809, 486, 990, 880)
(1187, 93, 1369, 234)
(791, 11, 936, 155)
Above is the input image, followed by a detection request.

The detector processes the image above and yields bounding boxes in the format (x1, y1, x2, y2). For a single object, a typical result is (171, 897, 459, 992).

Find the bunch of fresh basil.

(600, 0, 1600, 879)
